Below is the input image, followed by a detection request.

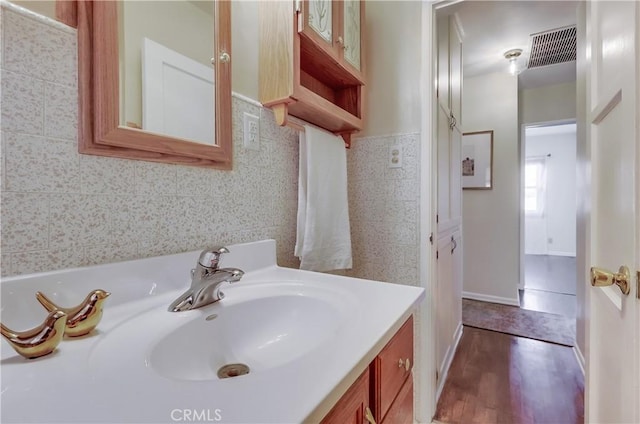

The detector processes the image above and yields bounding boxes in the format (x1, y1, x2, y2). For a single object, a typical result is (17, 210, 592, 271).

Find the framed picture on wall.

(462, 130, 493, 189)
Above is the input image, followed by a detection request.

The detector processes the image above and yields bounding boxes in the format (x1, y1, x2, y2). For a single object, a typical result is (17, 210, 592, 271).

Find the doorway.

(521, 122, 577, 318)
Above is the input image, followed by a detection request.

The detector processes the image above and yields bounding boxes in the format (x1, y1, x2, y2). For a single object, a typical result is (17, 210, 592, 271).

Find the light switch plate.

(243, 112, 260, 150)
(389, 145, 403, 168)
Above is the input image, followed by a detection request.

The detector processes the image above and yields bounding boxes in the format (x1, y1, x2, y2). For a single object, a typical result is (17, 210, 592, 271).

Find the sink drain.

(217, 363, 250, 379)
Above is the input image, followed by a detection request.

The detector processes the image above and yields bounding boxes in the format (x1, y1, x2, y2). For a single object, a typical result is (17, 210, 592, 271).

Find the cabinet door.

(374, 317, 413, 422)
(381, 378, 413, 424)
(437, 15, 450, 113)
(436, 234, 453, 381)
(300, 0, 337, 52)
(449, 16, 463, 129)
(451, 230, 463, 339)
(341, 0, 362, 72)
(321, 367, 370, 424)
(437, 103, 451, 230)
(450, 123, 462, 223)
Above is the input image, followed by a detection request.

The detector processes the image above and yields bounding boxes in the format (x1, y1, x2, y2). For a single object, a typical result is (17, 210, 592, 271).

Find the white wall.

(231, 1, 259, 99)
(12, 1, 54, 19)
(359, 1, 422, 137)
(524, 126, 577, 256)
(519, 81, 577, 125)
(462, 72, 520, 304)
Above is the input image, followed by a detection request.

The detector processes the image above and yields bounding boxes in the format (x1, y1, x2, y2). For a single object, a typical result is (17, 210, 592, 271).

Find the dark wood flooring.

(434, 327, 584, 424)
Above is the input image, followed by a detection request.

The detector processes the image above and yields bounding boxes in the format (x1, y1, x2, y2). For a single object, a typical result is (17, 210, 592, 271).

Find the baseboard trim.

(462, 291, 520, 306)
(573, 343, 586, 376)
(547, 251, 577, 257)
(435, 322, 463, 401)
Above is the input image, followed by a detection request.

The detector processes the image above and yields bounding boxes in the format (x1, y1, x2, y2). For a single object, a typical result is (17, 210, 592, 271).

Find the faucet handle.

(198, 246, 230, 269)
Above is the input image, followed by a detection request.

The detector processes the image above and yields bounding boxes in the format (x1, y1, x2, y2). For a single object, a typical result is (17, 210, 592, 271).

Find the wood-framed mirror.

(56, 0, 232, 169)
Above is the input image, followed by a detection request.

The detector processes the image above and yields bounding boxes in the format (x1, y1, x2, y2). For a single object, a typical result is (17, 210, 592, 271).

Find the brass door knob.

(590, 265, 631, 295)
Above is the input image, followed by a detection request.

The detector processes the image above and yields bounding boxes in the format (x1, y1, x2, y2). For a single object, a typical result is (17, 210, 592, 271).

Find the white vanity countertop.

(0, 240, 425, 423)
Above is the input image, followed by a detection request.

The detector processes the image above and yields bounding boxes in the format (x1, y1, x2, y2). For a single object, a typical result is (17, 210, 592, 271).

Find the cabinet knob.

(211, 52, 231, 65)
(337, 35, 344, 45)
(219, 51, 231, 64)
(398, 358, 411, 371)
(364, 406, 377, 424)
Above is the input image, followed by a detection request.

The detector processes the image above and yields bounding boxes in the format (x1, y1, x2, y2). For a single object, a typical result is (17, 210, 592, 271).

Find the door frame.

(421, 0, 590, 422)
(419, 1, 463, 421)
(519, 119, 577, 291)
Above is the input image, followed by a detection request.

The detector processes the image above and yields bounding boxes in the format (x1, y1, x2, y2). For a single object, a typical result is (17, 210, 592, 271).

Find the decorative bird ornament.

(1, 310, 68, 359)
(35, 289, 111, 337)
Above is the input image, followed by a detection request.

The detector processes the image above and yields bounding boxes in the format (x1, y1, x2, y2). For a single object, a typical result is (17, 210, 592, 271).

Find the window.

(525, 158, 546, 215)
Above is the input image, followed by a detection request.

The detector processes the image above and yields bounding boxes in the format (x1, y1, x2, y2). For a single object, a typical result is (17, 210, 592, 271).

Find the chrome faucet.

(168, 246, 244, 312)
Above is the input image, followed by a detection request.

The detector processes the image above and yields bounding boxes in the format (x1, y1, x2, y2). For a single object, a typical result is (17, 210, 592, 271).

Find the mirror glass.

(118, 1, 216, 146)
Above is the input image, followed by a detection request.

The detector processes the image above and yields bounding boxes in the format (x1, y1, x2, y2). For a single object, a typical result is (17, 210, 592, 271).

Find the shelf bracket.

(272, 104, 289, 126)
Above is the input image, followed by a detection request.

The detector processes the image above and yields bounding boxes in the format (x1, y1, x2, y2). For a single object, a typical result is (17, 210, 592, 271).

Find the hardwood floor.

(434, 327, 584, 424)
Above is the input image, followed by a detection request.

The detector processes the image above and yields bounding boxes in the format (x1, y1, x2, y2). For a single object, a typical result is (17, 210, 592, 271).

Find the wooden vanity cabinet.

(320, 316, 414, 424)
(259, 0, 365, 146)
(320, 367, 371, 424)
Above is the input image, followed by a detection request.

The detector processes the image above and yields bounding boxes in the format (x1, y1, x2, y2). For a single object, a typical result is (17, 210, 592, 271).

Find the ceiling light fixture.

(504, 48, 523, 75)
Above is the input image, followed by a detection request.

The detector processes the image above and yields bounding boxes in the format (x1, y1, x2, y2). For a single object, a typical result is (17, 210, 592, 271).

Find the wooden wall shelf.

(259, 0, 365, 147)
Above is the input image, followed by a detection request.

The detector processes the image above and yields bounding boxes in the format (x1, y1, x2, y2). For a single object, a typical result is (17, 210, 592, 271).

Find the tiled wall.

(0, 4, 300, 277)
(0, 2, 422, 288)
(347, 133, 421, 286)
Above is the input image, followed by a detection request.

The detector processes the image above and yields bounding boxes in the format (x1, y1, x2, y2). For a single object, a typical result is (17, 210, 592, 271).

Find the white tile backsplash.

(43, 82, 77, 140)
(1, 70, 44, 135)
(347, 133, 421, 286)
(79, 155, 137, 195)
(1, 191, 50, 253)
(5, 133, 80, 192)
(0, 3, 300, 275)
(2, 8, 77, 86)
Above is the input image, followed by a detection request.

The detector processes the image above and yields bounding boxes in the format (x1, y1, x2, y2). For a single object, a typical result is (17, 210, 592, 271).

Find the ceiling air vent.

(527, 25, 577, 69)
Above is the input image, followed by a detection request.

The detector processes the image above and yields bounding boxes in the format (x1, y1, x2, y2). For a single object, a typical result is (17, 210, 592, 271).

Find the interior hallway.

(520, 254, 576, 318)
(434, 327, 584, 424)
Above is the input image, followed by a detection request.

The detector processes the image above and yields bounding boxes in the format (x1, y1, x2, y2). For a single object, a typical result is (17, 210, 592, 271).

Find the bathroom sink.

(1, 240, 424, 423)
(88, 280, 357, 382)
(150, 287, 347, 381)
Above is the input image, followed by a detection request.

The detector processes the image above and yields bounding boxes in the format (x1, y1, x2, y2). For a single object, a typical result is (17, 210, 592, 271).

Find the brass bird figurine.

(35, 289, 111, 337)
(1, 310, 68, 359)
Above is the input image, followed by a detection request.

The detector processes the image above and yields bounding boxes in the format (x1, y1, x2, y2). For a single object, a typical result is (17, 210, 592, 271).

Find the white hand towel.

(294, 125, 352, 272)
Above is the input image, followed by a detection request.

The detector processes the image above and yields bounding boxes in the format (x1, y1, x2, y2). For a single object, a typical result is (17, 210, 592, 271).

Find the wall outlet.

(389, 145, 403, 168)
(548, 237, 553, 244)
(243, 112, 260, 151)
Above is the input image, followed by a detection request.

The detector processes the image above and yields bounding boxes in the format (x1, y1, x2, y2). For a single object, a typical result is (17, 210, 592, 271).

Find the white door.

(587, 1, 639, 423)
(142, 38, 215, 145)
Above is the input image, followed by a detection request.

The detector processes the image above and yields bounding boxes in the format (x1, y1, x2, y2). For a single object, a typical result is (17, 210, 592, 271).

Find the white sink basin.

(87, 280, 357, 384)
(149, 282, 351, 381)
